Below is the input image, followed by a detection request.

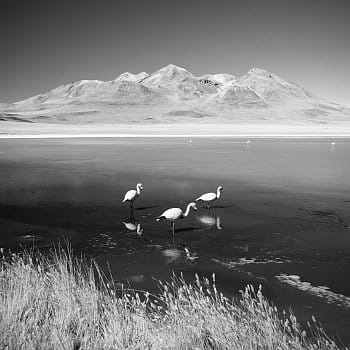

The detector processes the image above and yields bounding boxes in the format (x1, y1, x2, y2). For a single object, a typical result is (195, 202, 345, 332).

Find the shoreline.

(1, 133, 350, 139)
(0, 248, 346, 349)
(1, 121, 350, 139)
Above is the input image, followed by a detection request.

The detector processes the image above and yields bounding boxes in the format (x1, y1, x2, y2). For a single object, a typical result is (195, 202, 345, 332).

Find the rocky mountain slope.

(1, 64, 348, 125)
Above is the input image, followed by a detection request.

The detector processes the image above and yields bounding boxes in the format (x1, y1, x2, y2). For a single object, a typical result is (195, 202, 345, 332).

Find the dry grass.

(0, 248, 345, 350)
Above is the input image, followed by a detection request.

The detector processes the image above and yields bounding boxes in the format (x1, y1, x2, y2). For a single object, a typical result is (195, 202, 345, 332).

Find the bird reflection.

(122, 212, 143, 235)
(196, 214, 223, 230)
(184, 247, 198, 262)
(161, 248, 182, 264)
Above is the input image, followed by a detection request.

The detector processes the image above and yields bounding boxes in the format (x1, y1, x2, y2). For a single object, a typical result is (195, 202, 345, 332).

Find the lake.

(0, 138, 349, 343)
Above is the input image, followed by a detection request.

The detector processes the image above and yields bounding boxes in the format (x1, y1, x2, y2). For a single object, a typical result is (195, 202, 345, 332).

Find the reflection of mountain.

(196, 214, 223, 230)
(2, 64, 349, 124)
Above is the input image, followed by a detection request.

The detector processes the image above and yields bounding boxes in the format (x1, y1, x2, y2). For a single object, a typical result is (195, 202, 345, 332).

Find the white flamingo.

(122, 183, 143, 209)
(156, 202, 197, 241)
(195, 186, 223, 209)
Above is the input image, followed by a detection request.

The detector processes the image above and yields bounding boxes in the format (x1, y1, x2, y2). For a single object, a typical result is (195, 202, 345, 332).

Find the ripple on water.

(127, 274, 144, 283)
(276, 274, 350, 309)
(213, 257, 288, 269)
(18, 234, 43, 242)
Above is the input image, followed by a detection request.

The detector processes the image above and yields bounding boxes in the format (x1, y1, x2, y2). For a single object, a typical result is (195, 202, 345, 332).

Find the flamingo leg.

(172, 221, 175, 244)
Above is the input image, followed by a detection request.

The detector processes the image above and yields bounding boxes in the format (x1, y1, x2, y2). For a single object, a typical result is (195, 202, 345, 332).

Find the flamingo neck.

(216, 187, 221, 199)
(183, 204, 192, 217)
(136, 185, 141, 195)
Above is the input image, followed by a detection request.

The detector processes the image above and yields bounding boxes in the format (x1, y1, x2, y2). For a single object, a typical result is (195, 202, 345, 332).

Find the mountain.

(15, 79, 167, 106)
(1, 64, 349, 125)
(203, 68, 314, 110)
(142, 64, 218, 99)
(202, 68, 347, 115)
(142, 64, 192, 85)
(232, 68, 315, 104)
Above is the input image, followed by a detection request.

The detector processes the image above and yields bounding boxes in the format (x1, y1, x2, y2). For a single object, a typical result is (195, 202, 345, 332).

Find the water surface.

(0, 138, 349, 343)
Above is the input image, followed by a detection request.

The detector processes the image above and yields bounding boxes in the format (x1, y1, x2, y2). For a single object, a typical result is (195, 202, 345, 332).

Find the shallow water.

(0, 138, 350, 343)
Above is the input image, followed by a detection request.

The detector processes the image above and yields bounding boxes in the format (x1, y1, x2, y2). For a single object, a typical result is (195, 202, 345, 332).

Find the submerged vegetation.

(0, 248, 345, 350)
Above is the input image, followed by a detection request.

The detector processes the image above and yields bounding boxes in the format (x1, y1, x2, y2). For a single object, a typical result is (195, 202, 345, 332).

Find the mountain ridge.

(10, 64, 334, 106)
(1, 64, 349, 125)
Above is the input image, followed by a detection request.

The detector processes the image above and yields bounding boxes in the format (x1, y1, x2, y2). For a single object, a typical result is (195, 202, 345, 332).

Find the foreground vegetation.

(0, 248, 345, 350)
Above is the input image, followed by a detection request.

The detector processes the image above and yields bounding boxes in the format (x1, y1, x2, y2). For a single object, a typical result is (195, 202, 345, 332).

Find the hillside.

(0, 64, 349, 127)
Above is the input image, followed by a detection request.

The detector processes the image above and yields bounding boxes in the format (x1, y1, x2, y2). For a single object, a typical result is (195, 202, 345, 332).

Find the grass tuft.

(0, 248, 345, 349)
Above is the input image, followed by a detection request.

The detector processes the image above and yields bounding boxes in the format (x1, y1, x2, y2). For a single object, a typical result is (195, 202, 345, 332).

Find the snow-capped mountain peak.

(114, 72, 149, 83)
(247, 68, 271, 75)
(142, 64, 194, 85)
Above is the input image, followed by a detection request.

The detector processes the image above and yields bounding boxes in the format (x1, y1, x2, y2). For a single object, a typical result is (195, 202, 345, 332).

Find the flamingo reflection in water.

(123, 211, 143, 236)
(197, 214, 223, 230)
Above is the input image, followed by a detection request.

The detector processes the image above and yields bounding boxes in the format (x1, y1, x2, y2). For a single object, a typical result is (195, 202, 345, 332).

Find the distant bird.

(246, 140, 251, 144)
(184, 247, 198, 262)
(156, 202, 197, 240)
(189, 139, 192, 144)
(331, 141, 336, 146)
(195, 186, 223, 209)
(122, 183, 143, 209)
(123, 221, 143, 235)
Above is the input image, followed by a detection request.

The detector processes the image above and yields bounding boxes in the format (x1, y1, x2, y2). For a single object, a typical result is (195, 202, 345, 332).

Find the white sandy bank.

(1, 121, 350, 138)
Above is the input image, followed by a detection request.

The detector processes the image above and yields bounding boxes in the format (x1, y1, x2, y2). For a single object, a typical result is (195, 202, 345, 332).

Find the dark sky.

(1, 0, 349, 105)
